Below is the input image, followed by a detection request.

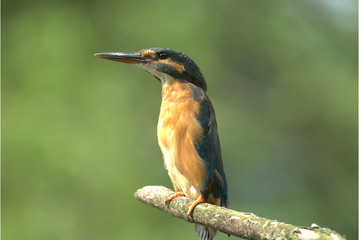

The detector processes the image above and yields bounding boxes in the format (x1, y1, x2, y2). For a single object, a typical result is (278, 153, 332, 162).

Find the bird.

(95, 48, 228, 240)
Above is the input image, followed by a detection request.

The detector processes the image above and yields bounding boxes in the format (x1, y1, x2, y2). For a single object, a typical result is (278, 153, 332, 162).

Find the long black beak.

(94, 52, 149, 64)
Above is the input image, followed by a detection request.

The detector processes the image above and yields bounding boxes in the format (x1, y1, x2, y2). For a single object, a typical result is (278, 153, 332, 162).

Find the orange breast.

(157, 81, 206, 199)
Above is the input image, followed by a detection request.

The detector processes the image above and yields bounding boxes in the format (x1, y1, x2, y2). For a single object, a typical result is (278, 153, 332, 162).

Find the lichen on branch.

(134, 186, 346, 240)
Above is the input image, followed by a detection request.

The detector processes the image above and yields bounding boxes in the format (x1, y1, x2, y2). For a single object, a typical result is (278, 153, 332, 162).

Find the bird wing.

(195, 96, 229, 207)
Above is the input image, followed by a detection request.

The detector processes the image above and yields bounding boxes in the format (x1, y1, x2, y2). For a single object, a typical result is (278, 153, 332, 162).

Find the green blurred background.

(2, 0, 357, 239)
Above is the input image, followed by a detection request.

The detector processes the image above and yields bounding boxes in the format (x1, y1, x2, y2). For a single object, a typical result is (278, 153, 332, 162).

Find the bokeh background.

(2, 0, 357, 239)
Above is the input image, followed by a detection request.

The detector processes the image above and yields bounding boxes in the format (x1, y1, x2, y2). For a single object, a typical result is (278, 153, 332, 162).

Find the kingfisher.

(95, 48, 228, 240)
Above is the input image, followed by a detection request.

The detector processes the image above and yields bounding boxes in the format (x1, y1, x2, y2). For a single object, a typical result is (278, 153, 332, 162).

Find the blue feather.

(194, 96, 229, 207)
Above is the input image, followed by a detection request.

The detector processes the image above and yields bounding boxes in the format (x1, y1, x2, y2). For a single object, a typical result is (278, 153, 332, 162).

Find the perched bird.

(95, 48, 228, 240)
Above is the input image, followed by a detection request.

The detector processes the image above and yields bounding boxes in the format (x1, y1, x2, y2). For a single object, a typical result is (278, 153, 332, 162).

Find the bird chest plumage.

(157, 81, 207, 199)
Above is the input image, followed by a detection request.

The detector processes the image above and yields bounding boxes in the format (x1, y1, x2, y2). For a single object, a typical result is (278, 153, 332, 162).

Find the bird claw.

(165, 191, 185, 206)
(186, 195, 206, 217)
(165, 192, 206, 217)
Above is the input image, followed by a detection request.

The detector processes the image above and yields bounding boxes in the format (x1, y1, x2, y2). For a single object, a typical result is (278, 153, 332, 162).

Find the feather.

(195, 224, 217, 240)
(194, 94, 229, 207)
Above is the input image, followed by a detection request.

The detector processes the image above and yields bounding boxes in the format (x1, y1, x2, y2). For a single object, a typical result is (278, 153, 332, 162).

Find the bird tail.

(195, 224, 217, 240)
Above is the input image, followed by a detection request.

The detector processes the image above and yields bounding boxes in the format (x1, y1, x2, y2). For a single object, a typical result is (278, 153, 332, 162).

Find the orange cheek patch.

(162, 59, 186, 73)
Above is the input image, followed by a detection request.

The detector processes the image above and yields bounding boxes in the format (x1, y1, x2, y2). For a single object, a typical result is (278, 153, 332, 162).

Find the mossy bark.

(134, 186, 346, 240)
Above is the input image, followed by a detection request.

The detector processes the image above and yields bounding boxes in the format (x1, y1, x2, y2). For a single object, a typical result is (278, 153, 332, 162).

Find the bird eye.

(158, 52, 168, 60)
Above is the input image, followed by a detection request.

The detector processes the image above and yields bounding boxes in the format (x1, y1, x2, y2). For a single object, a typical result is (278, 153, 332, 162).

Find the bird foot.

(165, 191, 185, 205)
(186, 194, 206, 217)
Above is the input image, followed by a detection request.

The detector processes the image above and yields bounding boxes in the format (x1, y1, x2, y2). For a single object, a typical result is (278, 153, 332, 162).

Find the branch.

(134, 186, 346, 240)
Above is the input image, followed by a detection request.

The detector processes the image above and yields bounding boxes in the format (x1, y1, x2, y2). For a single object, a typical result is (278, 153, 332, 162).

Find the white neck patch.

(137, 64, 175, 85)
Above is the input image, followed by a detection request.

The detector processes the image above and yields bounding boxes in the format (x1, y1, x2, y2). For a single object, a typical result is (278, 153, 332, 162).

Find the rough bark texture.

(134, 186, 346, 240)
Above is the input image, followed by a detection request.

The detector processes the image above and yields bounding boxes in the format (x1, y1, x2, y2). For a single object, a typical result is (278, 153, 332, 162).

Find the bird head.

(95, 48, 207, 91)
